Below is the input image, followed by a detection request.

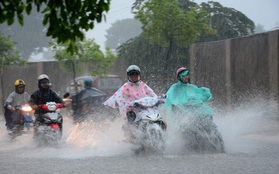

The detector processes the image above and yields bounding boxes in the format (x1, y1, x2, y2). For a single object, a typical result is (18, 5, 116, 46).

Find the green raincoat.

(163, 81, 213, 117)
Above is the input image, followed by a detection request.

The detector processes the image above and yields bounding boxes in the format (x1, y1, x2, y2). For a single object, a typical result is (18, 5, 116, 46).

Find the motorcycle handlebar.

(133, 102, 147, 109)
(14, 105, 33, 112)
(14, 105, 21, 110)
(39, 103, 64, 111)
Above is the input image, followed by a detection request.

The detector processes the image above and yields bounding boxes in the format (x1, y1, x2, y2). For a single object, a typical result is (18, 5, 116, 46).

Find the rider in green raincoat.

(163, 67, 225, 153)
(163, 67, 213, 118)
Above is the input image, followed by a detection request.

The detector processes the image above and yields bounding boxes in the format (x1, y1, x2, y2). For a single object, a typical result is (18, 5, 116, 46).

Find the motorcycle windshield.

(128, 96, 164, 122)
(133, 97, 159, 107)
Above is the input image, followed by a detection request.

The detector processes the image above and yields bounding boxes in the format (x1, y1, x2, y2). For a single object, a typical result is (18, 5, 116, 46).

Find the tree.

(198, 1, 255, 42)
(114, 0, 257, 93)
(135, 0, 213, 87)
(0, 8, 51, 59)
(105, 18, 142, 49)
(53, 38, 117, 94)
(133, 0, 255, 42)
(0, 0, 110, 54)
(116, 35, 189, 93)
(0, 31, 26, 105)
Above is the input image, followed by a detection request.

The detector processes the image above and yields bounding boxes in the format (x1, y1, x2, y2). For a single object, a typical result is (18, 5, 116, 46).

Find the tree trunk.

(164, 38, 173, 91)
(71, 61, 78, 95)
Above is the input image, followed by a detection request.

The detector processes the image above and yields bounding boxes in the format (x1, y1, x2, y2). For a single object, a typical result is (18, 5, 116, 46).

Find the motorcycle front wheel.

(182, 117, 225, 153)
(139, 121, 166, 153)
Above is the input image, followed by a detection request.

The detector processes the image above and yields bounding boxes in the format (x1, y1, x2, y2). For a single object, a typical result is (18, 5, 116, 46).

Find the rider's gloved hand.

(133, 102, 141, 108)
(133, 102, 147, 109)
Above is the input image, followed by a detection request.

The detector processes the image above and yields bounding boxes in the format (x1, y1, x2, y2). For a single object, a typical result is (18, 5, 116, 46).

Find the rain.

(0, 0, 279, 174)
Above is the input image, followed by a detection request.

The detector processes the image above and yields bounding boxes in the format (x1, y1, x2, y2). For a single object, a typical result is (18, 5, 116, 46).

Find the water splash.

(163, 97, 278, 155)
(0, 98, 278, 158)
(215, 98, 279, 153)
(0, 114, 133, 159)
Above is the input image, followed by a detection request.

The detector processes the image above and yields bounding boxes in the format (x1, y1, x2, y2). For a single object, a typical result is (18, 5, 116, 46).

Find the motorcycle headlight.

(21, 105, 32, 112)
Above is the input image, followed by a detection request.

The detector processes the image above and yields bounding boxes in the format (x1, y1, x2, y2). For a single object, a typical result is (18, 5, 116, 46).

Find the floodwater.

(0, 100, 278, 174)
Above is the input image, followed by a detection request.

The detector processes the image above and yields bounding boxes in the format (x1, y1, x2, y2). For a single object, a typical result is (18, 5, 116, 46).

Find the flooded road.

(0, 101, 278, 174)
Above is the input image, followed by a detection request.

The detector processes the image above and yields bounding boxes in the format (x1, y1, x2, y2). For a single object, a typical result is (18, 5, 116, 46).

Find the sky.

(87, 0, 135, 50)
(87, 0, 279, 51)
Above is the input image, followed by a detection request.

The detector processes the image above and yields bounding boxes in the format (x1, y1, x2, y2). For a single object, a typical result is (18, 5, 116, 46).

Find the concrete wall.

(190, 30, 279, 109)
(1, 61, 73, 104)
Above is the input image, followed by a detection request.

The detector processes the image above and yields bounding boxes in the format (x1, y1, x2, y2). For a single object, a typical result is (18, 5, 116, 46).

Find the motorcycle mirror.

(63, 93, 70, 98)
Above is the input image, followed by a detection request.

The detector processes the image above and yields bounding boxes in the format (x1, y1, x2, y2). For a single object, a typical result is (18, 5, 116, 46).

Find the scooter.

(34, 102, 64, 145)
(9, 104, 34, 139)
(174, 104, 225, 153)
(123, 95, 167, 153)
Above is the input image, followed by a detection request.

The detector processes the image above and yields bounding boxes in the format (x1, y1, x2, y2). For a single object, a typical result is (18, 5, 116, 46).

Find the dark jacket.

(71, 87, 107, 118)
(29, 89, 64, 117)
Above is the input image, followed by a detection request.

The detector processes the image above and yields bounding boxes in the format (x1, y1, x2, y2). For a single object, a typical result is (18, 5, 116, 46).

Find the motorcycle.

(9, 104, 34, 139)
(70, 88, 108, 123)
(122, 95, 167, 154)
(34, 102, 64, 145)
(173, 104, 225, 153)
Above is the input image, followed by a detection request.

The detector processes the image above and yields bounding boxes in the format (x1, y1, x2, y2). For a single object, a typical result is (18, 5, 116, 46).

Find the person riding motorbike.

(103, 65, 157, 123)
(163, 67, 213, 117)
(163, 67, 224, 153)
(4, 79, 30, 130)
(71, 77, 107, 122)
(29, 74, 67, 133)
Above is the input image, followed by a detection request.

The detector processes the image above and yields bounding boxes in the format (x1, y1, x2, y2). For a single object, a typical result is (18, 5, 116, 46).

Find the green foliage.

(132, 0, 147, 11)
(198, 1, 255, 42)
(116, 35, 189, 93)
(0, 31, 26, 105)
(53, 39, 117, 76)
(0, 31, 26, 69)
(117, 35, 188, 73)
(135, 0, 212, 48)
(133, 0, 213, 88)
(0, 0, 111, 55)
(116, 0, 257, 92)
(105, 18, 142, 49)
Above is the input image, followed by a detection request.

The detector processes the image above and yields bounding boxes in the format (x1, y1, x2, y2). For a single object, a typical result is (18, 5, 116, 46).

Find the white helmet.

(38, 74, 50, 89)
(126, 65, 141, 76)
(38, 74, 50, 81)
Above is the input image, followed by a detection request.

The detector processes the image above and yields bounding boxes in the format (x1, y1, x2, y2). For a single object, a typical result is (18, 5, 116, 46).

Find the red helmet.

(176, 67, 189, 79)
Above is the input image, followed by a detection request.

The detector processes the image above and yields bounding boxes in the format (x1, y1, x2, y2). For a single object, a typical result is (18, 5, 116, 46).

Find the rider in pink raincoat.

(103, 65, 157, 123)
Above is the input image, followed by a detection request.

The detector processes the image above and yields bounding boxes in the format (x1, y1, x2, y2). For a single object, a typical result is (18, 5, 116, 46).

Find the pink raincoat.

(103, 81, 157, 121)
